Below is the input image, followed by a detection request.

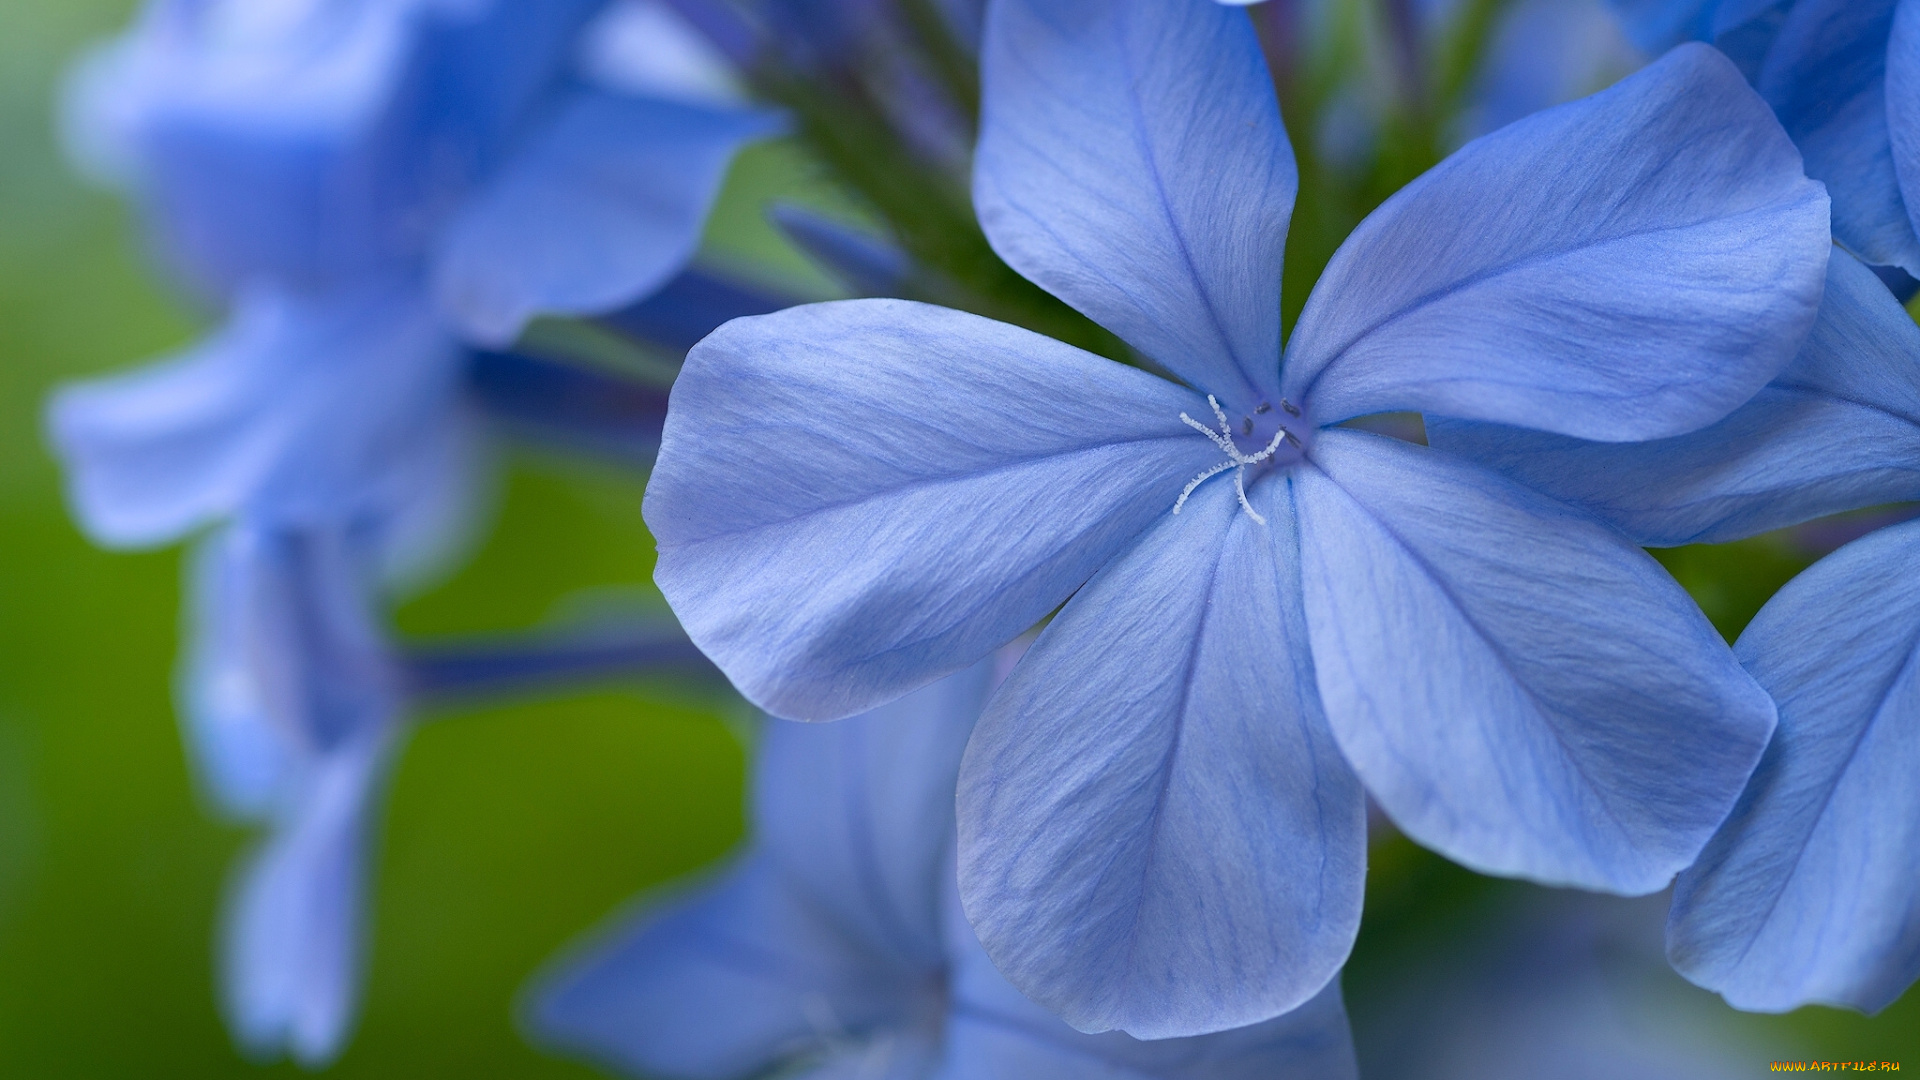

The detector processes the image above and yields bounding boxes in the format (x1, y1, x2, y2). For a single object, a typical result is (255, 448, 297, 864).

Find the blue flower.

(47, 0, 777, 1062)
(528, 659, 1360, 1079)
(643, 0, 1828, 1039)
(1610, 0, 1920, 277)
(1426, 144, 1920, 1018)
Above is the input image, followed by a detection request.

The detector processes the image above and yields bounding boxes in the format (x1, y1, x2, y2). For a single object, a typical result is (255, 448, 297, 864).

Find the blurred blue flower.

(529, 659, 1360, 1079)
(1611, 0, 1920, 276)
(1357, 891, 1754, 1080)
(1458, 0, 1645, 140)
(46, 0, 777, 1063)
(643, 0, 1827, 1041)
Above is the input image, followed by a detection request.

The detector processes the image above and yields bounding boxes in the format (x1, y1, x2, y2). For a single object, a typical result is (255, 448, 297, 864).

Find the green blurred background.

(1, 1, 1916, 1075)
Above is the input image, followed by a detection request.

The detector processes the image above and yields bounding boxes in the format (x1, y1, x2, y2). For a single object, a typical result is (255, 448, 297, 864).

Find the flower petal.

(44, 284, 473, 561)
(973, 0, 1293, 406)
(1669, 518, 1920, 1013)
(1428, 247, 1920, 546)
(1282, 43, 1829, 440)
(183, 524, 402, 819)
(646, 299, 1217, 721)
(956, 477, 1366, 1039)
(1294, 430, 1776, 893)
(527, 855, 923, 1080)
(756, 662, 993, 970)
(1886, 0, 1920, 251)
(1762, 0, 1920, 273)
(222, 730, 391, 1067)
(939, 874, 1358, 1080)
(432, 91, 781, 345)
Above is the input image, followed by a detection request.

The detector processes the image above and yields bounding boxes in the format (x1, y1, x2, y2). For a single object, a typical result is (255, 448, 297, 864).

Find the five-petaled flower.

(645, 0, 1831, 1040)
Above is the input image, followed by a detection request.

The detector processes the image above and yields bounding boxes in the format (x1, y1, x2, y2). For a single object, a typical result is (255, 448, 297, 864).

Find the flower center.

(1173, 395, 1310, 525)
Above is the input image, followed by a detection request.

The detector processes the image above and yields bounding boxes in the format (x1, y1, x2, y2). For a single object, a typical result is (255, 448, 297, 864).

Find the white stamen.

(1173, 459, 1236, 514)
(1235, 469, 1266, 524)
(1173, 394, 1292, 524)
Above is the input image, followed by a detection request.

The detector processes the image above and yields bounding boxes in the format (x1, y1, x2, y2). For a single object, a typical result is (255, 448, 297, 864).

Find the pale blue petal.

(1761, 0, 1920, 273)
(1283, 44, 1829, 440)
(957, 477, 1365, 1039)
(1669, 518, 1920, 1014)
(528, 855, 926, 1080)
(182, 524, 401, 819)
(45, 284, 472, 555)
(756, 662, 992, 969)
(973, 0, 1294, 406)
(939, 878, 1357, 1080)
(645, 300, 1218, 721)
(1429, 247, 1920, 546)
(1294, 430, 1776, 893)
(432, 92, 782, 345)
(222, 730, 392, 1067)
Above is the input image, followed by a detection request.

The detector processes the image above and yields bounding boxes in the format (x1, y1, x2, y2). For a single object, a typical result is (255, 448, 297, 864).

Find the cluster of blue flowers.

(44, 0, 1920, 1072)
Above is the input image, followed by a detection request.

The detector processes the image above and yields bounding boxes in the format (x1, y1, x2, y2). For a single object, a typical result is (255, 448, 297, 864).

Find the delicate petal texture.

(646, 300, 1218, 721)
(973, 0, 1294, 406)
(1283, 44, 1829, 440)
(45, 285, 470, 551)
(223, 729, 391, 1067)
(1887, 0, 1920, 247)
(1429, 248, 1920, 546)
(939, 880, 1359, 1080)
(1294, 430, 1776, 892)
(183, 525, 402, 819)
(756, 663, 991, 969)
(957, 478, 1366, 1039)
(433, 92, 781, 344)
(1761, 0, 1920, 273)
(530, 856, 931, 1080)
(1669, 519, 1920, 1013)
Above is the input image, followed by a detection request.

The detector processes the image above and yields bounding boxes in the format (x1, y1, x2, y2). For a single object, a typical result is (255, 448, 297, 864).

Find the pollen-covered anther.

(1173, 394, 1297, 524)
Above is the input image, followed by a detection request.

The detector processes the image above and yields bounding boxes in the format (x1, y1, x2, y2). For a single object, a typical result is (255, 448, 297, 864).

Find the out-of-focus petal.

(974, 0, 1293, 407)
(182, 524, 401, 819)
(1885, 0, 1920, 249)
(1428, 248, 1920, 546)
(527, 856, 927, 1080)
(1283, 44, 1829, 440)
(1294, 430, 1775, 893)
(432, 92, 782, 345)
(1609, 0, 1717, 52)
(45, 284, 481, 584)
(645, 300, 1217, 722)
(769, 205, 913, 298)
(957, 478, 1365, 1039)
(939, 876, 1358, 1080)
(222, 729, 391, 1067)
(756, 662, 992, 970)
(1761, 0, 1918, 273)
(1669, 518, 1920, 1014)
